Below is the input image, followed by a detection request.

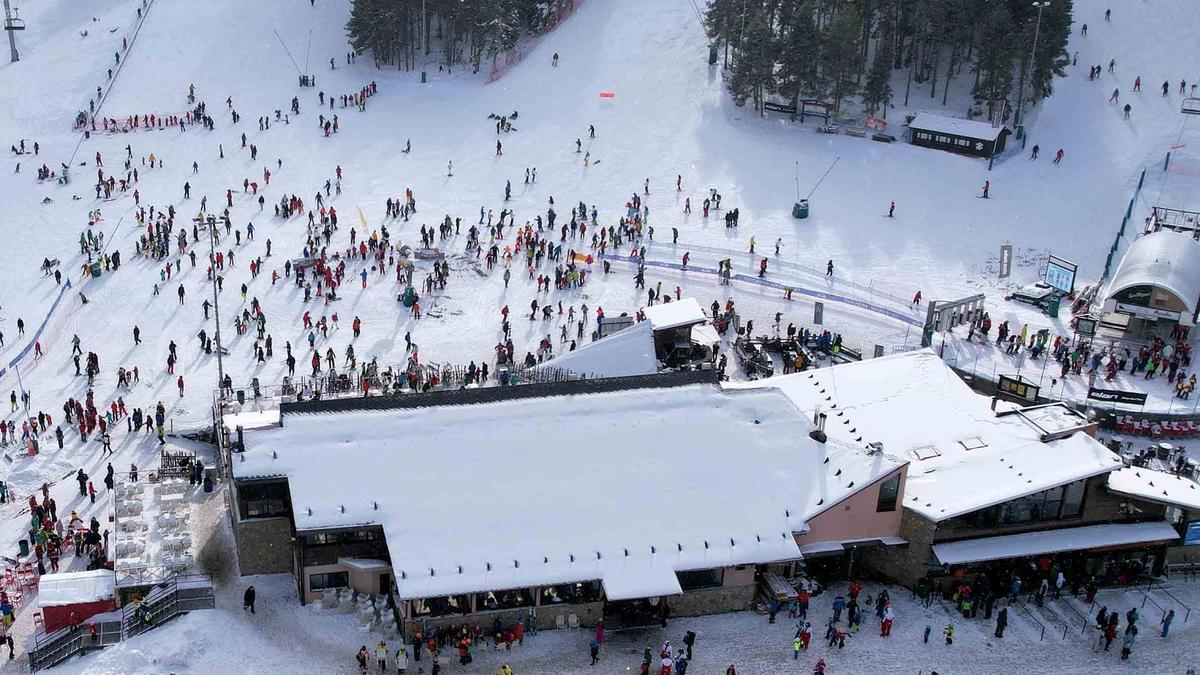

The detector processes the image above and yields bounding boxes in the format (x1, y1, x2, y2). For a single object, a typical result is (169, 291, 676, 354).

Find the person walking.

(243, 586, 256, 613)
(1161, 609, 1175, 637)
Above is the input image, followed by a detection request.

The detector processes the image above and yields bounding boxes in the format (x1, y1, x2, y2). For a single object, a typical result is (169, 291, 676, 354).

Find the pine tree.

(728, 7, 776, 112)
(862, 38, 893, 117)
(776, 1, 821, 112)
(820, 7, 862, 112)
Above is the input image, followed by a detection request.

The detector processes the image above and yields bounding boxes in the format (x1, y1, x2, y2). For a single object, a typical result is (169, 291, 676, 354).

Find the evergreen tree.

(820, 8, 861, 111)
(862, 38, 893, 116)
(728, 7, 776, 112)
(776, 1, 821, 111)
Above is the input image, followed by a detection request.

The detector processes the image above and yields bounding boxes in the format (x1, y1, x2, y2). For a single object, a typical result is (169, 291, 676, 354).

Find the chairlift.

(1182, 97, 1200, 116)
(3, 17, 23, 31)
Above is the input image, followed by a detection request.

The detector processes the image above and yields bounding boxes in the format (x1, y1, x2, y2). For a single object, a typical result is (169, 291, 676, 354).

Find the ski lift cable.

(1153, 113, 1194, 209)
(273, 29, 305, 78)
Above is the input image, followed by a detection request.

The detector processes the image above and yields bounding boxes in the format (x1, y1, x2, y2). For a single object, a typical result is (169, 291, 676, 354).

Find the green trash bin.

(18, 539, 28, 557)
(1046, 296, 1061, 318)
(236, 390, 246, 405)
(90, 261, 102, 278)
(792, 199, 810, 219)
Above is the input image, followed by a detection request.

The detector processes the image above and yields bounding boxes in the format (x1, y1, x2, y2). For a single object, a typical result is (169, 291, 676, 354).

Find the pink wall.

(795, 467, 907, 545)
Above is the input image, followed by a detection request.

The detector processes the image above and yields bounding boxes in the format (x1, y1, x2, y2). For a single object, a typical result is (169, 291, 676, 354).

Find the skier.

(1054, 148, 1064, 164)
(1030, 144, 1039, 159)
(496, 140, 503, 156)
(888, 201, 895, 217)
(552, 52, 559, 66)
(981, 180, 990, 198)
(826, 259, 834, 276)
(1124, 103, 1132, 120)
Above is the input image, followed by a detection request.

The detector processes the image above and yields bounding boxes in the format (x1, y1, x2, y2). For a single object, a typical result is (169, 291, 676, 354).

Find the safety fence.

(603, 253, 924, 328)
(486, 0, 585, 84)
(1100, 168, 1148, 280)
(0, 278, 74, 385)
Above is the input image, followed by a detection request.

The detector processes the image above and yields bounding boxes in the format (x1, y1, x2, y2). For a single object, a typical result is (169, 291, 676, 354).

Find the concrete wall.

(234, 516, 294, 576)
(795, 467, 906, 546)
(348, 565, 391, 596)
(302, 562, 348, 604)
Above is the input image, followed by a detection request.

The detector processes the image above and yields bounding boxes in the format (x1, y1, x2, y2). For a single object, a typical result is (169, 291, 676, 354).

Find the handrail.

(1050, 593, 1092, 636)
(1009, 599, 1046, 641)
(1147, 580, 1192, 623)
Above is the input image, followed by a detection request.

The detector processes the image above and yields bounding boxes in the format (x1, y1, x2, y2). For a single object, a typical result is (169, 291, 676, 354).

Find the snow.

(731, 350, 1123, 522)
(337, 557, 391, 573)
(908, 113, 1006, 142)
(931, 520, 1181, 566)
(536, 319, 658, 377)
(1104, 229, 1200, 319)
(642, 297, 706, 331)
(234, 384, 821, 600)
(1107, 466, 1200, 512)
(37, 569, 116, 608)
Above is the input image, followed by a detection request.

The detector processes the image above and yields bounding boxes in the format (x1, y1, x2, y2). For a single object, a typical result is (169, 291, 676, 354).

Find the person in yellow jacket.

(499, 665, 514, 675)
(374, 641, 388, 671)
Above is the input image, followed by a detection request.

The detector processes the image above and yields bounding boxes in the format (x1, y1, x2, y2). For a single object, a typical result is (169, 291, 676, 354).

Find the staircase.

(28, 574, 214, 671)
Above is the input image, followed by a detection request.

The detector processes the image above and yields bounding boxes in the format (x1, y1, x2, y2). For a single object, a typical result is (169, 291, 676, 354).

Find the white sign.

(1115, 302, 1181, 322)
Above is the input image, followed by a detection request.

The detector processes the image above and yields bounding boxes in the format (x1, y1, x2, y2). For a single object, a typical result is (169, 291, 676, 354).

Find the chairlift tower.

(2, 0, 21, 63)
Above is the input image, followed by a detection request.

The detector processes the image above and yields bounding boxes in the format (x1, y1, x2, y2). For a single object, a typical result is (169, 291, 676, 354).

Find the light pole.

(205, 215, 227, 397)
(1014, 1, 1050, 130)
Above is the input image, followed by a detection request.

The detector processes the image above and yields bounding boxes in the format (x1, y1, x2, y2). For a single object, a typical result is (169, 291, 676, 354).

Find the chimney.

(809, 411, 828, 444)
(236, 426, 245, 451)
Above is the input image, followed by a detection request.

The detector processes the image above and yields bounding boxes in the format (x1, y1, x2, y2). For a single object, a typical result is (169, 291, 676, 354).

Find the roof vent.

(458, 565, 463, 574)
(729, 538, 735, 547)
(570, 554, 575, 563)
(429, 568, 435, 577)
(651, 546, 656, 554)
(514, 560, 520, 568)
(624, 548, 629, 557)
(373, 502, 378, 511)
(544, 557, 549, 564)
(704, 540, 709, 549)
(487, 562, 492, 571)
(340, 504, 345, 513)
(272, 450, 277, 459)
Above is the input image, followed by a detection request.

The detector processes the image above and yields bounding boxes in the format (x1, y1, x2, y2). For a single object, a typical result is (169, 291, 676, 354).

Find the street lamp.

(1014, 1, 1051, 129)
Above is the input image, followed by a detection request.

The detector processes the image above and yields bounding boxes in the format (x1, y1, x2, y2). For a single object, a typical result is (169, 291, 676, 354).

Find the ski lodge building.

(223, 347, 1187, 630)
(225, 371, 905, 632)
(734, 350, 1182, 588)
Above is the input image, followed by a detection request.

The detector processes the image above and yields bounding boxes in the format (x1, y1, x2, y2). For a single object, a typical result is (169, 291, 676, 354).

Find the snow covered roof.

(730, 350, 1122, 522)
(1107, 467, 1200, 512)
(1106, 231, 1200, 315)
(932, 521, 1180, 565)
(536, 320, 659, 378)
(232, 384, 867, 600)
(908, 113, 1006, 141)
(38, 570, 116, 608)
(339, 558, 393, 573)
(643, 297, 707, 331)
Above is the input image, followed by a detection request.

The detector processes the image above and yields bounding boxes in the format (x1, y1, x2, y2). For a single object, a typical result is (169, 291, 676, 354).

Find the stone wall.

(858, 511, 937, 587)
(235, 516, 294, 576)
(668, 583, 755, 618)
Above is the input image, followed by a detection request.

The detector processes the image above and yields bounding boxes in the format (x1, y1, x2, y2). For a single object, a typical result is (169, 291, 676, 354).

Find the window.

(411, 594, 471, 618)
(237, 480, 291, 520)
(677, 568, 724, 591)
(876, 474, 901, 512)
(540, 581, 602, 605)
(309, 571, 348, 591)
(476, 588, 534, 611)
(956, 478, 1089, 528)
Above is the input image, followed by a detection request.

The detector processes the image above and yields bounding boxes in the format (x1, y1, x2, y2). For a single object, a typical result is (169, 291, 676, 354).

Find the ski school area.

(1, 0, 1200, 671)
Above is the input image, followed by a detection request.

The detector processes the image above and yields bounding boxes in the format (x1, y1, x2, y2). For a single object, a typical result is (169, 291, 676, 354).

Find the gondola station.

(906, 113, 1010, 158)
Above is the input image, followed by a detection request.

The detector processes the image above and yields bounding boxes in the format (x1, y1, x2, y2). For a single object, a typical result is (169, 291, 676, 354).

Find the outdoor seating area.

(113, 476, 197, 587)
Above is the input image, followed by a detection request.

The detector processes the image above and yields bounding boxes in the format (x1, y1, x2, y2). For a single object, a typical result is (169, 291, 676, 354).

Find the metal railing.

(1145, 580, 1192, 623)
(1008, 599, 1046, 641)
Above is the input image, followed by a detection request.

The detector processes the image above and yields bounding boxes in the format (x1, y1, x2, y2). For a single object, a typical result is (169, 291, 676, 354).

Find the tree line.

(706, 0, 1072, 124)
(346, 0, 574, 72)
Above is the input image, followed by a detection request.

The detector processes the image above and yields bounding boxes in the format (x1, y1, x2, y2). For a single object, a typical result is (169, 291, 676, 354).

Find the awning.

(933, 521, 1180, 566)
(339, 557, 392, 573)
(600, 562, 683, 601)
(690, 323, 722, 347)
(798, 537, 907, 558)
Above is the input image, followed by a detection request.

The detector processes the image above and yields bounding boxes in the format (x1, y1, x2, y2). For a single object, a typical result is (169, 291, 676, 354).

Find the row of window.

(912, 130, 979, 148)
(403, 569, 729, 618)
(953, 479, 1087, 529)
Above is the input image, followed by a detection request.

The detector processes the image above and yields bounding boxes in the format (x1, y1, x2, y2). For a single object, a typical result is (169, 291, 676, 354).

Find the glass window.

(476, 588, 534, 611)
(238, 481, 291, 519)
(309, 571, 348, 591)
(1061, 479, 1086, 518)
(540, 581, 602, 605)
(411, 594, 471, 618)
(677, 568, 724, 591)
(876, 475, 901, 512)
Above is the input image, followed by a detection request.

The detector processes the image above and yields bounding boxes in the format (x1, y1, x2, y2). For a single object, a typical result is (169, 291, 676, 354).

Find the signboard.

(1044, 255, 1077, 294)
(873, 344, 885, 358)
(1185, 521, 1200, 546)
(1086, 387, 1148, 406)
(1075, 317, 1098, 337)
(1115, 302, 1181, 322)
(998, 244, 1012, 279)
(814, 302, 824, 325)
(1113, 285, 1153, 305)
(998, 374, 1040, 402)
(763, 101, 797, 116)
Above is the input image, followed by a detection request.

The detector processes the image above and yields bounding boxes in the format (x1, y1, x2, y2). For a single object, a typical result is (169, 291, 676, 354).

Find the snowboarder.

(981, 181, 990, 198)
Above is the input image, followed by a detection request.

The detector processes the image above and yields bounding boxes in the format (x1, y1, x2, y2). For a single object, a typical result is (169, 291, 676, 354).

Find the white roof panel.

(537, 320, 659, 378)
(643, 298, 706, 331)
(235, 384, 817, 599)
(1107, 467, 1200, 511)
(38, 570, 116, 607)
(733, 350, 1122, 522)
(933, 521, 1180, 565)
(909, 113, 1005, 141)
(1106, 230, 1200, 316)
